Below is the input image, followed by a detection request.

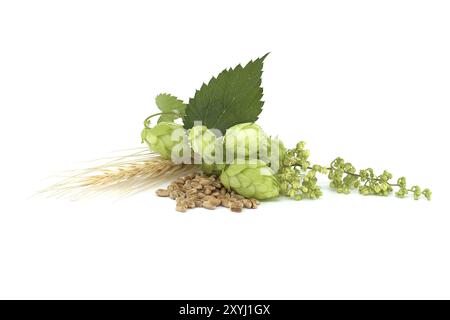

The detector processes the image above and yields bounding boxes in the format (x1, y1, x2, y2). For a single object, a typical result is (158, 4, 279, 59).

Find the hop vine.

(278, 141, 431, 201)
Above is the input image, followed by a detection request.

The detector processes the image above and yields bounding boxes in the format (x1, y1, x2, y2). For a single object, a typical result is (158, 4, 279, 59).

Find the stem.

(307, 166, 403, 188)
(143, 112, 179, 128)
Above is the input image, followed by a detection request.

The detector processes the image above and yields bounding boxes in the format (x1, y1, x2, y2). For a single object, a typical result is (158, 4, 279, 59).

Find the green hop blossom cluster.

(220, 160, 279, 199)
(328, 157, 431, 200)
(219, 123, 282, 199)
(142, 105, 431, 202)
(141, 122, 186, 159)
(329, 158, 393, 195)
(396, 177, 432, 200)
(188, 125, 226, 175)
(224, 123, 269, 160)
(278, 142, 327, 200)
(277, 141, 431, 201)
(188, 125, 218, 163)
(140, 55, 431, 204)
(142, 117, 282, 200)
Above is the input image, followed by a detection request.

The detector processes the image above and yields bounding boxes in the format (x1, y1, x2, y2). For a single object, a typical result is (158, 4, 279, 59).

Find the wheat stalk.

(40, 148, 198, 200)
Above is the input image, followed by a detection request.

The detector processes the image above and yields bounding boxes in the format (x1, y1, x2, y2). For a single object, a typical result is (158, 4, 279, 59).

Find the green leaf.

(155, 93, 186, 123)
(183, 53, 268, 133)
(158, 113, 178, 123)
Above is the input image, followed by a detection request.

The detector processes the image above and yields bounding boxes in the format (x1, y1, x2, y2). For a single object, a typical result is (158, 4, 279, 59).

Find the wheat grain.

(40, 148, 197, 199)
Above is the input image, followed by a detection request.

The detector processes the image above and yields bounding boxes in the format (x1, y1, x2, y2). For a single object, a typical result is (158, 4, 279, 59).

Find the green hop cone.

(220, 160, 280, 200)
(224, 123, 269, 160)
(141, 122, 186, 159)
(189, 125, 227, 174)
(188, 125, 219, 163)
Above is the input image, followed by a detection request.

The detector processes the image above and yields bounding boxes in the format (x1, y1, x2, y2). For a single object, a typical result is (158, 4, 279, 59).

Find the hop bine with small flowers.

(44, 53, 431, 207)
(278, 142, 431, 201)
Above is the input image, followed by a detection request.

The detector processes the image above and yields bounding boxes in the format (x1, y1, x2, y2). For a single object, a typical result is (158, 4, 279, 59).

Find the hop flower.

(188, 125, 220, 163)
(220, 160, 280, 200)
(224, 123, 269, 160)
(141, 122, 186, 159)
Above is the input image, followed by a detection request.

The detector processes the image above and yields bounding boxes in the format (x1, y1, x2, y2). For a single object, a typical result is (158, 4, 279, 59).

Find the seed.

(230, 201, 243, 213)
(186, 189, 197, 196)
(197, 192, 205, 199)
(231, 194, 244, 200)
(202, 200, 217, 210)
(250, 198, 259, 208)
(211, 198, 221, 206)
(221, 199, 230, 208)
(203, 196, 220, 205)
(186, 200, 195, 208)
(191, 182, 203, 190)
(205, 186, 216, 193)
(178, 193, 186, 200)
(194, 200, 203, 207)
(183, 181, 192, 189)
(156, 189, 169, 197)
(199, 178, 210, 185)
(169, 192, 177, 200)
(243, 199, 253, 209)
(159, 173, 260, 213)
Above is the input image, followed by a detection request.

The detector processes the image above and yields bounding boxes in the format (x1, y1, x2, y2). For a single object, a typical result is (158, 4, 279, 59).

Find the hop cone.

(220, 160, 280, 200)
(224, 123, 269, 160)
(141, 122, 186, 159)
(188, 125, 219, 163)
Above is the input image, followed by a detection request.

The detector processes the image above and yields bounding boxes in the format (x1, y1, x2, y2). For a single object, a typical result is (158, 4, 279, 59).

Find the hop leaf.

(183, 53, 269, 133)
(155, 93, 186, 123)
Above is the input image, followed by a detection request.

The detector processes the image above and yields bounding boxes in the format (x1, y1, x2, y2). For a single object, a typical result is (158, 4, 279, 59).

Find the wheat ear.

(40, 148, 198, 199)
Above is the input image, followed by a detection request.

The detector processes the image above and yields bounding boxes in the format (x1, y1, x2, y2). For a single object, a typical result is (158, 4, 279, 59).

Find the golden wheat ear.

(39, 147, 198, 200)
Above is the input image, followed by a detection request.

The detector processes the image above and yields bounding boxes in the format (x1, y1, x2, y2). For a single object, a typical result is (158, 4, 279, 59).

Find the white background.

(1, 0, 449, 299)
